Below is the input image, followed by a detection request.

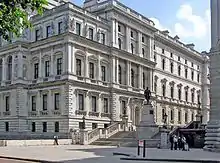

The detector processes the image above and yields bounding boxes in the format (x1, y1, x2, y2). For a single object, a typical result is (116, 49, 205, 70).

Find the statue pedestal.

(137, 101, 158, 140)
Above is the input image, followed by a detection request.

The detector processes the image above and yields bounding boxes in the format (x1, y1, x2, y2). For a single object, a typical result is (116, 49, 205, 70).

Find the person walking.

(182, 136, 186, 151)
(169, 135, 174, 150)
(173, 135, 178, 150)
(178, 136, 182, 150)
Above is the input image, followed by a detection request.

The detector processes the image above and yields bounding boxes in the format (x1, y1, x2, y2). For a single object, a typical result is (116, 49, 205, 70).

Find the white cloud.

(174, 4, 210, 39)
(149, 4, 211, 51)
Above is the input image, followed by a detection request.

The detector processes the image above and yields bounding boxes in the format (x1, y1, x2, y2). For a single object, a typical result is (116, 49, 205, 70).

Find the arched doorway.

(135, 107, 140, 126)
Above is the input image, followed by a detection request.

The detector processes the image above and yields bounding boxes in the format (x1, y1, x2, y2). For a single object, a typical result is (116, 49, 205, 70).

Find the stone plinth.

(160, 128, 169, 149)
(137, 101, 159, 140)
(204, 47, 220, 152)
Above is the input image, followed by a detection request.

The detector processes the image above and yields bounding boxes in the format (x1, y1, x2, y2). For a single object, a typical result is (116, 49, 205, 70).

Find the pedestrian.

(173, 135, 178, 150)
(169, 135, 174, 150)
(178, 136, 182, 150)
(182, 136, 186, 151)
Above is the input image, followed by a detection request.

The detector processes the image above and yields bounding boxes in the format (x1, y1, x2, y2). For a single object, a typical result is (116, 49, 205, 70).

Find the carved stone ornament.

(14, 64, 18, 77)
(23, 64, 27, 78)
(69, 18, 75, 31)
(97, 29, 101, 41)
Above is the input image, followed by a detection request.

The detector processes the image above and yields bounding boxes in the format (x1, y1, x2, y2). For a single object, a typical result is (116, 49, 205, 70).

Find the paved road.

(0, 158, 34, 163)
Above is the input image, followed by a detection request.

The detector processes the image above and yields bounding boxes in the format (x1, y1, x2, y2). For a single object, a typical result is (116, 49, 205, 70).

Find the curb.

(120, 157, 220, 163)
(113, 152, 132, 157)
(0, 156, 61, 163)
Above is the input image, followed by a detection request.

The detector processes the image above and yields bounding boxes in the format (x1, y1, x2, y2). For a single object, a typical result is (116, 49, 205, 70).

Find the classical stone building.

(0, 0, 210, 138)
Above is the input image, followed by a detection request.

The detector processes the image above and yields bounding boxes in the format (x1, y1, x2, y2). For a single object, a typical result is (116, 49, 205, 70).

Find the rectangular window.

(35, 29, 40, 41)
(46, 25, 52, 38)
(170, 87, 174, 99)
(142, 36, 145, 43)
(88, 28, 94, 40)
(58, 21, 63, 34)
(76, 59, 82, 76)
(185, 112, 188, 123)
(5, 96, 9, 111)
(185, 60, 187, 64)
(130, 31, 133, 38)
(170, 53, 173, 58)
(34, 63, 39, 79)
(54, 93, 60, 110)
(43, 94, 47, 110)
(57, 58, 62, 75)
(162, 49, 165, 54)
(45, 61, 50, 77)
(122, 100, 126, 115)
(101, 66, 106, 81)
(31, 96, 36, 111)
(178, 111, 181, 122)
(5, 122, 9, 132)
(91, 96, 97, 112)
(43, 122, 47, 132)
(78, 94, 84, 110)
(118, 25, 121, 32)
(32, 122, 36, 132)
(89, 62, 94, 79)
(101, 33, 105, 44)
(76, 22, 81, 35)
(197, 73, 200, 82)
(178, 56, 181, 61)
(55, 122, 59, 132)
(104, 98, 108, 113)
(191, 62, 194, 67)
(191, 71, 194, 80)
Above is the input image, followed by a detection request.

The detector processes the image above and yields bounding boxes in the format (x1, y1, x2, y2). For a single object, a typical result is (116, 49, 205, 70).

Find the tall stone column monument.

(204, 0, 220, 152)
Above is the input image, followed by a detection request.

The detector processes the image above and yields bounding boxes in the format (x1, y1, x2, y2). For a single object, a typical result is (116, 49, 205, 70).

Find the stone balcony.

(52, 110, 61, 116)
(101, 113, 111, 118)
(3, 111, 10, 116)
(75, 110, 87, 116)
(28, 111, 38, 117)
(89, 112, 100, 117)
(40, 110, 49, 116)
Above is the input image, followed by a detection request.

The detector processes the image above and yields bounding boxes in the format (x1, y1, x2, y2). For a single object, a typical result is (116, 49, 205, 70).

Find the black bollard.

(143, 140, 146, 158)
(137, 140, 140, 156)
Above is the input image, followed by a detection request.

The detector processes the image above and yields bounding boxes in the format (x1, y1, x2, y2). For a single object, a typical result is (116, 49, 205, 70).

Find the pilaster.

(2, 57, 5, 82)
(51, 49, 54, 75)
(111, 19, 116, 47)
(126, 61, 131, 86)
(126, 26, 131, 52)
(39, 50, 42, 78)
(137, 32, 142, 56)
(115, 57, 119, 84)
(138, 65, 142, 89)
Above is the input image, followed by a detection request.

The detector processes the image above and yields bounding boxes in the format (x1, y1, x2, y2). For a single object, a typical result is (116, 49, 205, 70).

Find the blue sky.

(72, 0, 210, 52)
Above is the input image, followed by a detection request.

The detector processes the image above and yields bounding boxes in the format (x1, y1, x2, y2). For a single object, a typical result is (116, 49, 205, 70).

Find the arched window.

(170, 109, 174, 121)
(131, 43, 134, 54)
(131, 68, 134, 87)
(178, 110, 181, 122)
(170, 86, 174, 99)
(162, 84, 166, 97)
(154, 80, 157, 93)
(191, 71, 194, 80)
(162, 108, 165, 120)
(191, 112, 194, 121)
(143, 72, 145, 89)
(118, 65, 122, 84)
(185, 68, 188, 78)
(178, 87, 182, 100)
(118, 38, 122, 49)
(7, 56, 12, 80)
(162, 59, 165, 70)
(142, 48, 145, 56)
(170, 62, 173, 73)
(185, 89, 188, 102)
(178, 65, 181, 76)
(0, 59, 2, 81)
(185, 112, 188, 123)
(191, 91, 195, 103)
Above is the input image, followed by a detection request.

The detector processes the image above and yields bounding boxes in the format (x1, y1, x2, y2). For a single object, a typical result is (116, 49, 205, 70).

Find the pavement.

(0, 159, 34, 163)
(0, 145, 220, 163)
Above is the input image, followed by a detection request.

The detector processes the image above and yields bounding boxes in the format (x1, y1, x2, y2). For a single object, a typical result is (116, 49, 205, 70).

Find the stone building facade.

(0, 0, 210, 138)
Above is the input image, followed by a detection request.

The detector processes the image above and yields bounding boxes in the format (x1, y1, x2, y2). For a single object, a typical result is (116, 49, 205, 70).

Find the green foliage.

(0, 0, 48, 41)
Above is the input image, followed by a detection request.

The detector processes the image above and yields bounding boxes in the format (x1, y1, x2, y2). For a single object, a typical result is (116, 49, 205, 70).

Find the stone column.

(138, 65, 142, 89)
(98, 94, 102, 115)
(17, 51, 23, 79)
(211, 0, 218, 47)
(115, 20, 119, 47)
(2, 57, 5, 82)
(149, 37, 153, 60)
(137, 32, 142, 56)
(11, 55, 15, 82)
(48, 90, 53, 112)
(39, 50, 42, 78)
(67, 43, 72, 74)
(111, 19, 116, 47)
(112, 57, 116, 83)
(126, 26, 131, 53)
(51, 49, 54, 76)
(72, 46, 75, 73)
(85, 92, 90, 115)
(97, 54, 101, 81)
(115, 57, 119, 84)
(149, 69, 153, 91)
(84, 55, 88, 78)
(37, 90, 41, 112)
(126, 61, 131, 86)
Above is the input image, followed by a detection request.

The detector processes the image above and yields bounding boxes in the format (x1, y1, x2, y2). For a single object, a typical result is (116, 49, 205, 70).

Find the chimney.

(161, 30, 169, 35)
(186, 43, 195, 50)
(174, 35, 180, 40)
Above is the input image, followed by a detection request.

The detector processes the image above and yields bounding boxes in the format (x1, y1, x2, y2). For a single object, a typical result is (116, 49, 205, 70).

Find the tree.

(0, 0, 48, 41)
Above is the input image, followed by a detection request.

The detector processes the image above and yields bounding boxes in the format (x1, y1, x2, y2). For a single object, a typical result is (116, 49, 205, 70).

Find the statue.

(82, 116, 86, 129)
(144, 87, 151, 104)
